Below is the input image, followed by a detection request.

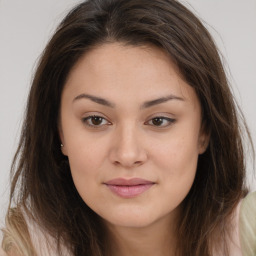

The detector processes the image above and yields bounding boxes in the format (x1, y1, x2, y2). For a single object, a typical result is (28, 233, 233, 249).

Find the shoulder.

(1, 207, 35, 256)
(213, 192, 255, 256)
(0, 248, 7, 256)
(1, 207, 72, 256)
(0, 247, 21, 256)
(21, 209, 72, 256)
(239, 191, 256, 256)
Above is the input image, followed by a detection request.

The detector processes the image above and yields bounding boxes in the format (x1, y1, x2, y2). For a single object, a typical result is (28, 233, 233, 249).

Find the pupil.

(92, 116, 102, 125)
(152, 118, 163, 126)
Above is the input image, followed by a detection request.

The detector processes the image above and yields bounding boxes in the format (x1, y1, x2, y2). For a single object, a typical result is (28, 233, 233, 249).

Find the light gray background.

(0, 0, 256, 228)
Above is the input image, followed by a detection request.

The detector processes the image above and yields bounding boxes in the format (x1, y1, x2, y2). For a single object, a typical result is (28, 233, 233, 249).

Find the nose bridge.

(110, 121, 147, 167)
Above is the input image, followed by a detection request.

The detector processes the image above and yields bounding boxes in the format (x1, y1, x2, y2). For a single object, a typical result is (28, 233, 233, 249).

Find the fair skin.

(59, 42, 208, 256)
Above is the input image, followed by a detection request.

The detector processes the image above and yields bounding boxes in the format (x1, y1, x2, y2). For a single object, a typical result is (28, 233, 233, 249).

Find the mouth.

(104, 178, 155, 198)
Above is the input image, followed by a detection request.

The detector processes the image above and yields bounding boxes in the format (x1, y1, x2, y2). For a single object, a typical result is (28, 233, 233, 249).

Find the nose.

(109, 125, 148, 168)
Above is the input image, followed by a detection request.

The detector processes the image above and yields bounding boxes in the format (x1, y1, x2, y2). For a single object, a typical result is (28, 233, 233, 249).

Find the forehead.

(63, 42, 198, 106)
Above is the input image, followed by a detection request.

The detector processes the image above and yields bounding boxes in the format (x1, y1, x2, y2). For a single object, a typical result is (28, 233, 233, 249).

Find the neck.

(104, 212, 179, 256)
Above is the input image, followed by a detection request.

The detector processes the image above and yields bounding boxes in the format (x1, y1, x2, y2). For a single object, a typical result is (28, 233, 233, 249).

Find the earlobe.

(198, 135, 209, 154)
(60, 141, 68, 156)
(58, 125, 68, 156)
(198, 125, 210, 154)
(60, 143, 67, 155)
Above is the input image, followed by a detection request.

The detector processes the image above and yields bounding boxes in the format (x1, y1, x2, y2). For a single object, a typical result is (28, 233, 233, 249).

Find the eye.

(82, 115, 110, 128)
(146, 116, 176, 128)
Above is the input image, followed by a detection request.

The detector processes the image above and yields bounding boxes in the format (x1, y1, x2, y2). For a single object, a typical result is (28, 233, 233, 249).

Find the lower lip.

(105, 184, 154, 198)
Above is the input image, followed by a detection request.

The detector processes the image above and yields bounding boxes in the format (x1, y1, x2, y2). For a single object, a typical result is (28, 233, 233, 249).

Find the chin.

(100, 207, 168, 229)
(106, 216, 155, 229)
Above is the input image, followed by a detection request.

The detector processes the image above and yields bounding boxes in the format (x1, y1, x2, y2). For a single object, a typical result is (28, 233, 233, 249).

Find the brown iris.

(91, 116, 103, 125)
(152, 117, 164, 126)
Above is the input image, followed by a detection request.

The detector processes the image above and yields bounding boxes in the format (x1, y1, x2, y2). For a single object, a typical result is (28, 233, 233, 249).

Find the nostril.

(114, 161, 120, 166)
(113, 160, 143, 167)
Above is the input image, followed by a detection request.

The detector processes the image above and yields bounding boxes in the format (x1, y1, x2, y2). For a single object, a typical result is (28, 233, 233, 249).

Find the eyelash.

(82, 115, 111, 128)
(145, 116, 176, 128)
(81, 115, 176, 128)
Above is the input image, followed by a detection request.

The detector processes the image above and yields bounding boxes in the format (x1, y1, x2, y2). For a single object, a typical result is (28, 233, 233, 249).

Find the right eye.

(82, 115, 111, 128)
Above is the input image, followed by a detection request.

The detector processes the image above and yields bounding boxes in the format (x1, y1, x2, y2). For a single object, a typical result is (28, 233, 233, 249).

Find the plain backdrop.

(0, 0, 256, 228)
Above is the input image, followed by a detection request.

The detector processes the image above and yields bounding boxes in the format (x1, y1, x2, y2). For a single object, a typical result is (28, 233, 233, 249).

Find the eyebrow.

(73, 93, 184, 108)
(73, 94, 115, 108)
(141, 95, 184, 109)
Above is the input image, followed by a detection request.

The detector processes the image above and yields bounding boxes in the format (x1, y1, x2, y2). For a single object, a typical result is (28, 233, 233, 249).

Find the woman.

(1, 0, 255, 255)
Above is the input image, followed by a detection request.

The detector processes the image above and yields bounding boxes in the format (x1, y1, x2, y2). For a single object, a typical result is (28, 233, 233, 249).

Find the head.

(10, 0, 248, 255)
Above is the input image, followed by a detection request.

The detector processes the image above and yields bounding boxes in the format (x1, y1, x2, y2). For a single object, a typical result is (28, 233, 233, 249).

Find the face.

(59, 43, 208, 229)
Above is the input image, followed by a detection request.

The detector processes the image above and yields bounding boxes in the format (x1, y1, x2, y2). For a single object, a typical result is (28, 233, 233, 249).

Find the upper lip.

(104, 178, 155, 186)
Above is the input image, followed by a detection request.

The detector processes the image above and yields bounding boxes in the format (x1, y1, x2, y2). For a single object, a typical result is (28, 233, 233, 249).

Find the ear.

(58, 124, 68, 156)
(198, 123, 210, 154)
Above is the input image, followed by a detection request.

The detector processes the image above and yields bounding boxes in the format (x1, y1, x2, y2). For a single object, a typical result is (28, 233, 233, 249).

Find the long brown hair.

(3, 0, 253, 255)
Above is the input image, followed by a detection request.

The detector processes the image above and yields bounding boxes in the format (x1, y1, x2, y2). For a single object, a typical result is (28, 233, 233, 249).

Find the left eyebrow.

(141, 94, 185, 109)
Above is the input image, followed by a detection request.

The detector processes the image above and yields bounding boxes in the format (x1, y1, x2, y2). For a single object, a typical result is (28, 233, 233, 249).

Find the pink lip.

(104, 178, 155, 198)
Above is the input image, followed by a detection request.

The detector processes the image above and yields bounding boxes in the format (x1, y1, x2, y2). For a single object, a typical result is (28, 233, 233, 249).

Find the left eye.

(82, 115, 110, 127)
(146, 117, 175, 127)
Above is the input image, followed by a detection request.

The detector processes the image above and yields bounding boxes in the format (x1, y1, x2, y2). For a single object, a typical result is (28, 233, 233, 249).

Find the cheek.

(67, 147, 105, 212)
(68, 145, 92, 171)
(65, 135, 107, 196)
(65, 125, 109, 168)
(154, 132, 199, 171)
(153, 132, 199, 198)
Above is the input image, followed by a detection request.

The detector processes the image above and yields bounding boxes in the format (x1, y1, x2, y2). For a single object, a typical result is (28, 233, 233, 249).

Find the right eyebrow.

(72, 93, 115, 108)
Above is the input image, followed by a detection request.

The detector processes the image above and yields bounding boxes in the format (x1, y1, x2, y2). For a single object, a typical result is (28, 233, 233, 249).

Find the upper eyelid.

(83, 115, 110, 123)
(82, 112, 110, 120)
(146, 116, 176, 123)
(145, 114, 176, 121)
(149, 115, 175, 119)
(145, 111, 175, 118)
